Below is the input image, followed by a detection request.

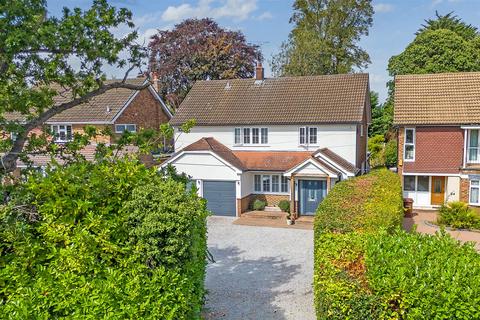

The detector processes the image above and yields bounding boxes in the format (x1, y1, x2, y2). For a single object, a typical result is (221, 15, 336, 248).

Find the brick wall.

(240, 194, 289, 212)
(460, 178, 469, 203)
(114, 88, 170, 140)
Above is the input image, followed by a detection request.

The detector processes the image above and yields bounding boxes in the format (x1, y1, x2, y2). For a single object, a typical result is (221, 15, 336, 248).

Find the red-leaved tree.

(148, 18, 262, 109)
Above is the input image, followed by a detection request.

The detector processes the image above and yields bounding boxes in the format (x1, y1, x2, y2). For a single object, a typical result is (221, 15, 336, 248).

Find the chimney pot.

(255, 62, 264, 81)
(151, 72, 159, 92)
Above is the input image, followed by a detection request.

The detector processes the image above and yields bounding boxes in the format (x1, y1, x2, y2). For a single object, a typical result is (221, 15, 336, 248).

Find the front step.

(264, 206, 282, 212)
(242, 211, 286, 220)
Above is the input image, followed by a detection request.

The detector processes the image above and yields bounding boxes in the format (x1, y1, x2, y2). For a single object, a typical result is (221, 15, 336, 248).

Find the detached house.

(395, 72, 480, 208)
(5, 78, 172, 168)
(162, 67, 370, 217)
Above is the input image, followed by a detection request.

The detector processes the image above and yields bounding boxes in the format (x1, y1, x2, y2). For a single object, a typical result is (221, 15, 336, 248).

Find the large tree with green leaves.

(0, 0, 153, 174)
(271, 0, 373, 76)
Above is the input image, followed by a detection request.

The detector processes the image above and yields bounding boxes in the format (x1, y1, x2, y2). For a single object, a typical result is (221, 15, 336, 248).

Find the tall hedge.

(0, 160, 209, 319)
(314, 169, 480, 319)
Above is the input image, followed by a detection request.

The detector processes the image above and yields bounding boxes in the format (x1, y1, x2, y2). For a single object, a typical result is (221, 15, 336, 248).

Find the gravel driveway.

(203, 216, 315, 320)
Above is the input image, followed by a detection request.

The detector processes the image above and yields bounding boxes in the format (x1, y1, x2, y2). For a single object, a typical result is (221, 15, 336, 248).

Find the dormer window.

(234, 127, 268, 145)
(51, 124, 72, 142)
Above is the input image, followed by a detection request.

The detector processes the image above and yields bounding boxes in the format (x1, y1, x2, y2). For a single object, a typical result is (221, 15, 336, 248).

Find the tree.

(369, 91, 393, 138)
(271, 0, 373, 76)
(0, 0, 153, 174)
(148, 18, 261, 109)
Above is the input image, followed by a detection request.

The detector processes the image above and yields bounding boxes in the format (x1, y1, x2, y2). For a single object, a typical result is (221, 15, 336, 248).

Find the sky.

(46, 0, 480, 103)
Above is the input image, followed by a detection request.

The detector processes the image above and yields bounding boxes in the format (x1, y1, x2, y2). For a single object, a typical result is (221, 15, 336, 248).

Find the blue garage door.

(203, 181, 236, 216)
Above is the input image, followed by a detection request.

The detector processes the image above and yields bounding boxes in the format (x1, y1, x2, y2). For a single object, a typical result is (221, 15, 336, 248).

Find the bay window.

(51, 124, 72, 142)
(254, 174, 289, 194)
(299, 126, 318, 145)
(404, 128, 415, 161)
(467, 129, 480, 163)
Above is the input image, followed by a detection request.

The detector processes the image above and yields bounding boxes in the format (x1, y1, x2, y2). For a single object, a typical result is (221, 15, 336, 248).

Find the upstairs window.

(404, 128, 415, 161)
(235, 127, 268, 145)
(115, 124, 136, 133)
(299, 126, 318, 145)
(51, 124, 72, 142)
(468, 129, 480, 163)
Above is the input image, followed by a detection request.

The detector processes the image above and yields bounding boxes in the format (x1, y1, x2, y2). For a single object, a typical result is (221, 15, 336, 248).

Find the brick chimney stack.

(255, 62, 264, 81)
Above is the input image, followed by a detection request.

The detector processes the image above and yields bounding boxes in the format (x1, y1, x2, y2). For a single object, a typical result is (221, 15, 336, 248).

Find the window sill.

(234, 144, 270, 147)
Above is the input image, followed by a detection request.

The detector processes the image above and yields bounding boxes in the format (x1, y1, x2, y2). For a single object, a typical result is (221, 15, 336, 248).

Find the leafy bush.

(0, 160, 208, 319)
(252, 199, 266, 211)
(384, 139, 397, 167)
(278, 199, 290, 213)
(437, 201, 480, 230)
(315, 168, 404, 234)
(368, 134, 386, 167)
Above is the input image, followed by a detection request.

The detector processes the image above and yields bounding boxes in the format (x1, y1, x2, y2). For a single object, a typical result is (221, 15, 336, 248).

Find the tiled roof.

(4, 78, 147, 123)
(394, 72, 480, 125)
(233, 151, 312, 171)
(170, 74, 369, 126)
(315, 148, 359, 174)
(182, 137, 246, 170)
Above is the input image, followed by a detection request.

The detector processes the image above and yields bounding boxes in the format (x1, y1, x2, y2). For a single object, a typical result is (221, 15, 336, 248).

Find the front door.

(299, 180, 327, 215)
(431, 176, 445, 205)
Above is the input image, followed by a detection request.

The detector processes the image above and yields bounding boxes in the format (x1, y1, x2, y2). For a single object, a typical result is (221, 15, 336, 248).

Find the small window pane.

(404, 176, 416, 191)
(272, 175, 280, 192)
(252, 128, 260, 144)
(234, 128, 241, 144)
(470, 185, 479, 204)
(281, 176, 289, 193)
(469, 147, 478, 162)
(262, 175, 271, 192)
(470, 130, 479, 147)
(405, 129, 414, 144)
(405, 145, 414, 160)
(126, 124, 136, 132)
(261, 128, 268, 144)
(472, 180, 480, 186)
(254, 175, 261, 192)
(299, 127, 306, 145)
(309, 127, 317, 144)
(417, 176, 429, 192)
(434, 178, 442, 193)
(243, 128, 251, 144)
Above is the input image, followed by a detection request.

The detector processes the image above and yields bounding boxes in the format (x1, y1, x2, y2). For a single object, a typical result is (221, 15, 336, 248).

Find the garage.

(203, 180, 237, 216)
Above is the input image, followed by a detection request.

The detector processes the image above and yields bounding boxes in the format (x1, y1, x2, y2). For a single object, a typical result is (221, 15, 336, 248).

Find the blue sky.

(47, 0, 480, 103)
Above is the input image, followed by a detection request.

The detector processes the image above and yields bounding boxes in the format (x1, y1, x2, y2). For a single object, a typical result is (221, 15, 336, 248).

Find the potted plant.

(286, 212, 294, 225)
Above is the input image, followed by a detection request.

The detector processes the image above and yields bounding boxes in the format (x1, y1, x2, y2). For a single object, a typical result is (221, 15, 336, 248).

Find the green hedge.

(314, 169, 480, 319)
(0, 160, 209, 319)
(315, 168, 404, 234)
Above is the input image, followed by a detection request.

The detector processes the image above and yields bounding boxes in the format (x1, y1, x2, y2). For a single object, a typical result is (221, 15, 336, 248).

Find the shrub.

(278, 200, 290, 213)
(384, 139, 397, 167)
(437, 201, 480, 230)
(0, 160, 209, 319)
(315, 168, 404, 234)
(368, 134, 386, 167)
(252, 199, 266, 211)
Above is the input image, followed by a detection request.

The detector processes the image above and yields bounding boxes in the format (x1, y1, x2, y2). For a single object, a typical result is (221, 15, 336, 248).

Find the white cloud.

(373, 3, 394, 13)
(431, 0, 461, 6)
(255, 11, 273, 21)
(161, 0, 258, 23)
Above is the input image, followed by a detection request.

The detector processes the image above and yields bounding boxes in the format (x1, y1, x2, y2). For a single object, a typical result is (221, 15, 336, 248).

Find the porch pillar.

(290, 175, 297, 218)
(326, 176, 331, 192)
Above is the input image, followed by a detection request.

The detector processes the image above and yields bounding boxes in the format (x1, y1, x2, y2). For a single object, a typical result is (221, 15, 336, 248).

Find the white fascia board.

(315, 153, 354, 177)
(284, 158, 338, 178)
(402, 172, 461, 177)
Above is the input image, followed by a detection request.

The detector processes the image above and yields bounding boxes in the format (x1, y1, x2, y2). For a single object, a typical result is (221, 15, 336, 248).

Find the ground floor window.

(403, 175, 430, 192)
(254, 174, 289, 194)
(470, 180, 480, 204)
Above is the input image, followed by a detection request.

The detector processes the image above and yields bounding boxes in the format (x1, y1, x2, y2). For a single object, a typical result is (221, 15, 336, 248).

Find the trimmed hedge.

(314, 168, 480, 319)
(315, 168, 404, 234)
(0, 160, 209, 319)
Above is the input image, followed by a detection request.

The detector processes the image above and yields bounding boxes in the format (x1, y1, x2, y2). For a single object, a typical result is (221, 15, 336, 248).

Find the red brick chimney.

(255, 62, 264, 81)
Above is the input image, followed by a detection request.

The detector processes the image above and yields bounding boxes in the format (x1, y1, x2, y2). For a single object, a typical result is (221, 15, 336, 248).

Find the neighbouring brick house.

(4, 78, 172, 169)
(394, 72, 480, 208)
(162, 66, 370, 217)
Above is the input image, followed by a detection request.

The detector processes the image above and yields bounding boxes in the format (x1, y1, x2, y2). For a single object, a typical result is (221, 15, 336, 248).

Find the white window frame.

(403, 128, 415, 162)
(299, 126, 318, 146)
(51, 124, 73, 142)
(467, 129, 480, 164)
(403, 175, 430, 192)
(234, 127, 269, 146)
(469, 180, 480, 205)
(115, 124, 137, 133)
(253, 174, 290, 194)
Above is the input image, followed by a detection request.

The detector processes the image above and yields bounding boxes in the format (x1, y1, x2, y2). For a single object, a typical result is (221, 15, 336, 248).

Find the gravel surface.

(203, 216, 315, 320)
